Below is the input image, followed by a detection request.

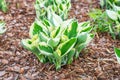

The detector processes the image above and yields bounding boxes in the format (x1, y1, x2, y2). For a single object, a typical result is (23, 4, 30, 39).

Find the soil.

(0, 0, 120, 80)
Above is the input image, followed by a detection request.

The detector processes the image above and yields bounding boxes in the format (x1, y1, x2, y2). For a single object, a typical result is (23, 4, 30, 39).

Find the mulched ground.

(0, 0, 120, 80)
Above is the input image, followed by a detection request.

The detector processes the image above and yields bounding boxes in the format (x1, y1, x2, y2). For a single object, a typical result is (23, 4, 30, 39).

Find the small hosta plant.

(88, 9, 113, 32)
(106, 5, 120, 39)
(21, 12, 94, 70)
(0, 21, 6, 34)
(0, 0, 7, 13)
(100, 0, 120, 9)
(114, 47, 120, 64)
(35, 0, 71, 20)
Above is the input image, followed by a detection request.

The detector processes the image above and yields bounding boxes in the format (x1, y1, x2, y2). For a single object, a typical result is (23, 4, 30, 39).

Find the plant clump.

(21, 0, 93, 70)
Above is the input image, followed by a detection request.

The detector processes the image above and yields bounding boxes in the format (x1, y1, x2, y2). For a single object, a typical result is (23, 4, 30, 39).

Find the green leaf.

(37, 54, 47, 63)
(53, 51, 62, 70)
(109, 25, 116, 39)
(67, 1, 71, 9)
(67, 49, 75, 64)
(59, 4, 63, 11)
(29, 20, 48, 38)
(35, 19, 48, 34)
(61, 34, 69, 42)
(78, 22, 92, 33)
(113, 5, 120, 12)
(38, 42, 53, 56)
(79, 21, 89, 28)
(76, 44, 86, 56)
(85, 34, 94, 45)
(106, 10, 118, 21)
(61, 19, 73, 28)
(51, 27, 60, 38)
(21, 39, 48, 63)
(47, 38, 60, 47)
(29, 22, 42, 38)
(76, 33, 94, 54)
(77, 32, 88, 44)
(47, 10, 63, 27)
(39, 32, 48, 42)
(88, 9, 102, 19)
(68, 21, 78, 38)
(59, 38, 77, 56)
(21, 39, 39, 53)
(43, 19, 51, 27)
(114, 47, 120, 64)
(0, 0, 7, 13)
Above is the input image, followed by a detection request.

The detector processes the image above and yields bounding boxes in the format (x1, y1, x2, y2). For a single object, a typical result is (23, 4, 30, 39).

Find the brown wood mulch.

(0, 0, 120, 80)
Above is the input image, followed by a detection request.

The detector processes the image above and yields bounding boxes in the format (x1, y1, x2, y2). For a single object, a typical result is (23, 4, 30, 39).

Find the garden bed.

(0, 0, 120, 79)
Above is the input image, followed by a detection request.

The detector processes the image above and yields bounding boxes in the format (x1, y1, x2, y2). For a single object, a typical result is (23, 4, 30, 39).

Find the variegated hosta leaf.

(106, 10, 118, 21)
(67, 48, 75, 64)
(39, 32, 48, 42)
(59, 4, 64, 11)
(113, 4, 120, 12)
(61, 35, 69, 42)
(47, 10, 63, 27)
(63, 20, 78, 39)
(21, 38, 39, 53)
(43, 19, 51, 27)
(58, 38, 77, 57)
(29, 19, 48, 38)
(53, 51, 62, 70)
(67, 21, 78, 38)
(22, 38, 48, 63)
(77, 32, 88, 44)
(61, 19, 73, 29)
(0, 22, 6, 34)
(29, 22, 42, 38)
(115, 24, 120, 34)
(114, 48, 120, 64)
(37, 54, 47, 63)
(76, 33, 94, 53)
(21, 39, 32, 51)
(78, 22, 92, 33)
(47, 38, 60, 48)
(35, 2, 46, 18)
(74, 32, 89, 58)
(51, 26, 61, 38)
(38, 42, 53, 56)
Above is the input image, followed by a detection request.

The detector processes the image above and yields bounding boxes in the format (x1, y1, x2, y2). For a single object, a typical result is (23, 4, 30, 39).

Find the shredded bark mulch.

(0, 0, 120, 80)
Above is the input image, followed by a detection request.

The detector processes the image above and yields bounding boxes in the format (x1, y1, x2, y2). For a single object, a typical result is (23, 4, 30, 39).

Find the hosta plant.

(106, 5, 120, 39)
(100, 0, 120, 9)
(0, 21, 6, 34)
(114, 47, 120, 64)
(35, 0, 71, 20)
(21, 12, 94, 70)
(0, 0, 7, 13)
(88, 9, 114, 32)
